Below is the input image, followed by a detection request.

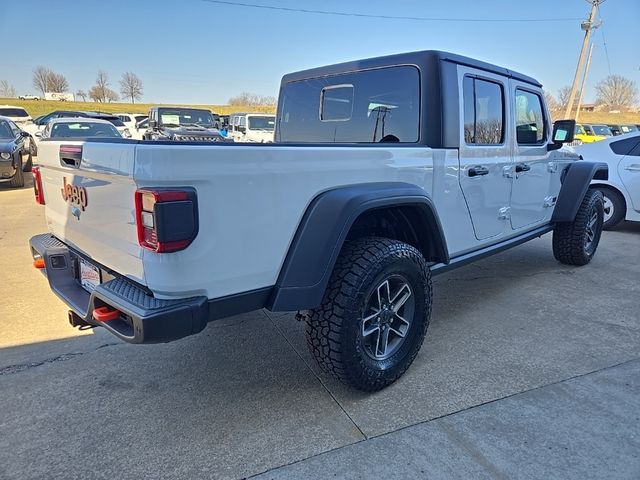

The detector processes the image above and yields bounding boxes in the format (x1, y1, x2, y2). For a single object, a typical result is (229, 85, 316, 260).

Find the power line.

(201, 0, 582, 23)
(597, 4, 613, 75)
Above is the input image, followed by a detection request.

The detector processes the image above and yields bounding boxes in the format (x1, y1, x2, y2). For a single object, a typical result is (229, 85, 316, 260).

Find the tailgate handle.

(60, 157, 80, 168)
(59, 145, 83, 168)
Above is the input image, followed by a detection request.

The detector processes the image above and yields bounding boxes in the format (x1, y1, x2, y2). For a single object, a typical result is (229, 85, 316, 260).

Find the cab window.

(463, 76, 504, 145)
(515, 89, 546, 145)
(278, 65, 420, 143)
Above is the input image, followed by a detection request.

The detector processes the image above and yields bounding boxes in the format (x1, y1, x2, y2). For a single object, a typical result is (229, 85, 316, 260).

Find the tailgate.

(38, 140, 144, 284)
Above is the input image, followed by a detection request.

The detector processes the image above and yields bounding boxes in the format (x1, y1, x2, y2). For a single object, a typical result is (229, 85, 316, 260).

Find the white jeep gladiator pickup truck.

(30, 51, 607, 391)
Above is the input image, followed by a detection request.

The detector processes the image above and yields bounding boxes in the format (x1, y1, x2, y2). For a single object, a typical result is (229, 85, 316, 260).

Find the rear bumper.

(29, 233, 209, 344)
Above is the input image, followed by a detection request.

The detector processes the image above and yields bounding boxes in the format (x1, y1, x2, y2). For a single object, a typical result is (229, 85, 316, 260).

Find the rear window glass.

(610, 137, 640, 155)
(0, 108, 29, 117)
(51, 122, 121, 138)
(277, 66, 420, 143)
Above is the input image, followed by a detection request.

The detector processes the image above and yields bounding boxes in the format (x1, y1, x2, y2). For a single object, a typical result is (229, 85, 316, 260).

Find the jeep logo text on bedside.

(61, 177, 88, 211)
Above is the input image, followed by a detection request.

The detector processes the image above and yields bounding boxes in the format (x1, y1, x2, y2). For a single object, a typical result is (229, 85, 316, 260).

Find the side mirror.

(548, 119, 576, 151)
(20, 131, 30, 137)
(149, 119, 158, 129)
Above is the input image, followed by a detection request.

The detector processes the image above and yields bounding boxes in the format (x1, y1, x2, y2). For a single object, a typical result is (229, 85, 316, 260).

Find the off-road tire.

(305, 237, 432, 391)
(598, 187, 625, 230)
(553, 189, 604, 266)
(9, 154, 24, 188)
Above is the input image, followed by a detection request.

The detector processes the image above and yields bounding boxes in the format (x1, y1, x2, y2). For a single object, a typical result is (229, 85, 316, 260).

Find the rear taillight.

(134, 188, 198, 253)
(32, 166, 45, 205)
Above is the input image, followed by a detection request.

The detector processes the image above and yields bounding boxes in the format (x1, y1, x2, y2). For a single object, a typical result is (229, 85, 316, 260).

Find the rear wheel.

(598, 187, 625, 230)
(305, 237, 432, 391)
(9, 154, 24, 188)
(553, 189, 604, 266)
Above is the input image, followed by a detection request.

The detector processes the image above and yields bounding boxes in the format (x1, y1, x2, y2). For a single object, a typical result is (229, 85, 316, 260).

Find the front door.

(509, 84, 553, 230)
(458, 68, 513, 240)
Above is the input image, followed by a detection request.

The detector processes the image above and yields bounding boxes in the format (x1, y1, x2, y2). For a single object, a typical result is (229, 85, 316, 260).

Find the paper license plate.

(79, 258, 101, 292)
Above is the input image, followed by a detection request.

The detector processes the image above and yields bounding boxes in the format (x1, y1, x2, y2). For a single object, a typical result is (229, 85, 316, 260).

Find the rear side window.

(515, 89, 546, 145)
(0, 107, 29, 117)
(463, 77, 504, 145)
(278, 66, 420, 143)
(610, 136, 640, 155)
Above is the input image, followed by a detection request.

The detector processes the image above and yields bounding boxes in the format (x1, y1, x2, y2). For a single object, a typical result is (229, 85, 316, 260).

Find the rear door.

(618, 137, 640, 211)
(458, 67, 513, 240)
(509, 84, 554, 229)
(38, 140, 144, 284)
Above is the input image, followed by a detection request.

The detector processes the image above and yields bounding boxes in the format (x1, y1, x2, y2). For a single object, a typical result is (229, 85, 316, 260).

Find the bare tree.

(119, 72, 143, 103)
(557, 86, 572, 110)
(32, 66, 69, 94)
(595, 75, 638, 110)
(544, 90, 559, 111)
(48, 72, 69, 93)
(32, 66, 53, 95)
(106, 89, 119, 103)
(89, 71, 118, 102)
(75, 90, 87, 102)
(0, 79, 17, 98)
(228, 91, 276, 106)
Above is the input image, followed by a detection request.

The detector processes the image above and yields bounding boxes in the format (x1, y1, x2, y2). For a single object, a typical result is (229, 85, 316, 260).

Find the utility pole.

(564, 0, 604, 119)
(575, 43, 595, 123)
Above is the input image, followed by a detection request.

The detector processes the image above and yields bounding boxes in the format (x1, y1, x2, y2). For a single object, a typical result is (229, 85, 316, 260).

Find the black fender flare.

(551, 161, 608, 223)
(268, 182, 448, 311)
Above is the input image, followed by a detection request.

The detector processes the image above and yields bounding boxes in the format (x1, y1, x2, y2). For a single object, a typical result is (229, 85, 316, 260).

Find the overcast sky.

(2, 0, 638, 105)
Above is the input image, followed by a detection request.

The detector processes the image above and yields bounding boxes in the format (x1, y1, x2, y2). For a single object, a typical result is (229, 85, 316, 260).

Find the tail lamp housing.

(32, 166, 45, 205)
(134, 188, 198, 253)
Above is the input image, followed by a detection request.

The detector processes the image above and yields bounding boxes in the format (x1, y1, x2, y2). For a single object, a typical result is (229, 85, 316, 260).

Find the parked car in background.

(228, 113, 275, 142)
(588, 124, 614, 137)
(18, 94, 40, 100)
(574, 123, 605, 144)
(116, 113, 148, 139)
(0, 105, 37, 154)
(134, 118, 148, 139)
(608, 124, 638, 136)
(144, 107, 228, 141)
(576, 132, 640, 229)
(29, 111, 131, 147)
(38, 118, 123, 140)
(0, 116, 31, 187)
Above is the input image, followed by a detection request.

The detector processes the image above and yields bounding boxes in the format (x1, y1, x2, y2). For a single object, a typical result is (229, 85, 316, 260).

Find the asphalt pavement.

(1, 174, 639, 480)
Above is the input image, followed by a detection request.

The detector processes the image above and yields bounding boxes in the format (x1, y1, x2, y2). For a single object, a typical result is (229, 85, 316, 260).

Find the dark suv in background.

(144, 107, 229, 142)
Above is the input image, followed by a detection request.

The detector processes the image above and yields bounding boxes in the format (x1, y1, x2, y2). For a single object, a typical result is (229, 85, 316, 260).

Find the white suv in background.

(228, 113, 275, 142)
(116, 113, 148, 140)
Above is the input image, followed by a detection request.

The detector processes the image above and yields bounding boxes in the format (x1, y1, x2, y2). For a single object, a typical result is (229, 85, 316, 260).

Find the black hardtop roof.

(151, 106, 212, 112)
(281, 50, 541, 88)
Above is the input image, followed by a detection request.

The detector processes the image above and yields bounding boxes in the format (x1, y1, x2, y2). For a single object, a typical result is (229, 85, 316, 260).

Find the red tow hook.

(93, 306, 121, 322)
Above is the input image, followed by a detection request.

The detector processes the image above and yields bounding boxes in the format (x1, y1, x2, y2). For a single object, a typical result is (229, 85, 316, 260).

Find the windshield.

(0, 120, 13, 138)
(592, 125, 612, 136)
(248, 116, 275, 130)
(50, 122, 121, 138)
(0, 107, 29, 117)
(575, 125, 586, 135)
(158, 108, 215, 127)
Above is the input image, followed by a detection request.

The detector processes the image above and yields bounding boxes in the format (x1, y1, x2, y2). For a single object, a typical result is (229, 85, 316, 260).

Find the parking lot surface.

(1, 176, 639, 479)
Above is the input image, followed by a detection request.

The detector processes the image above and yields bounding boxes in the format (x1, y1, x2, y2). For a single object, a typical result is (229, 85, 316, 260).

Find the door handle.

(624, 164, 640, 172)
(468, 166, 489, 177)
(515, 163, 531, 173)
